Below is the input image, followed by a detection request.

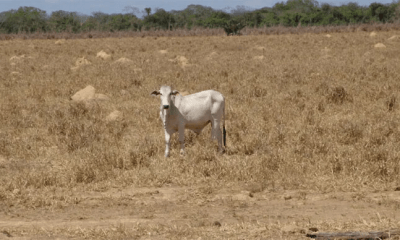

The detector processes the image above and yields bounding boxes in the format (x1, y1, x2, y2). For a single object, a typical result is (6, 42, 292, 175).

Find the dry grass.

(1, 29, 400, 190)
(1, 29, 400, 238)
(2, 219, 399, 239)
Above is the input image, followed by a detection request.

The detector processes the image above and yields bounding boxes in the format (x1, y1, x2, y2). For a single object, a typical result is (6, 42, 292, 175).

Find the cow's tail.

(223, 100, 226, 149)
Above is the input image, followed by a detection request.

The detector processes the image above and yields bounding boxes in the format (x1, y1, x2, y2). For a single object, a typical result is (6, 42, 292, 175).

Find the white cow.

(151, 86, 226, 157)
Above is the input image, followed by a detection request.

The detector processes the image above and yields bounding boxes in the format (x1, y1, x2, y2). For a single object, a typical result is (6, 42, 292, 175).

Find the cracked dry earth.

(1, 185, 400, 239)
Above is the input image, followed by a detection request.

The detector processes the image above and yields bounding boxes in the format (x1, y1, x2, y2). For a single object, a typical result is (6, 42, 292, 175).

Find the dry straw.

(1, 27, 400, 238)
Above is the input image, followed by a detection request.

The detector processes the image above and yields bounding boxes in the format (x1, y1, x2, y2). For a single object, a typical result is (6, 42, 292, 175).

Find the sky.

(0, 0, 397, 16)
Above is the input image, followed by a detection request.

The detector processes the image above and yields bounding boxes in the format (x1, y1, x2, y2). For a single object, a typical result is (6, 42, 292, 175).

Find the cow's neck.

(171, 95, 182, 110)
(168, 98, 178, 115)
(161, 98, 178, 123)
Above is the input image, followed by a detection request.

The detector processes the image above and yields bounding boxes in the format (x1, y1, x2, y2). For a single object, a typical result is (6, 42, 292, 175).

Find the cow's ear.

(171, 90, 179, 95)
(151, 90, 160, 96)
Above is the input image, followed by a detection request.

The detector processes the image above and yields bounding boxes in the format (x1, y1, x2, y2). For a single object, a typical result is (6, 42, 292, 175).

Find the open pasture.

(1, 30, 400, 239)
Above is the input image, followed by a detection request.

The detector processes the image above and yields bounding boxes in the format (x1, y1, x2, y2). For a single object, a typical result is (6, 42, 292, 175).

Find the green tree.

(203, 11, 231, 28)
(0, 7, 47, 33)
(170, 10, 188, 28)
(273, 2, 291, 12)
(145, 8, 151, 16)
(143, 8, 175, 30)
(279, 12, 302, 26)
(223, 19, 245, 35)
(182, 5, 216, 27)
(260, 11, 280, 26)
(394, 1, 400, 20)
(89, 12, 111, 31)
(321, 3, 332, 13)
(336, 3, 365, 23)
(80, 17, 98, 31)
(75, 13, 90, 26)
(48, 10, 81, 32)
(236, 10, 263, 27)
(108, 13, 140, 31)
(171, 5, 215, 29)
(1, 1, 399, 35)
(368, 2, 395, 22)
(273, 0, 320, 26)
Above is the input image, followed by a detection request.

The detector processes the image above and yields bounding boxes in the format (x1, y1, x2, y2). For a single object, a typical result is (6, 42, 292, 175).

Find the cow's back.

(174, 90, 224, 126)
(181, 90, 224, 105)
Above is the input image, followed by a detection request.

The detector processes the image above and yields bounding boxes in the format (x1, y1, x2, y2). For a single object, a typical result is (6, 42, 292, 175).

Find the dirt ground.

(1, 184, 400, 239)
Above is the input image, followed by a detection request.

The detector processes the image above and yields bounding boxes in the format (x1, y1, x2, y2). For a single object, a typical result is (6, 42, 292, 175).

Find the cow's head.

(151, 86, 179, 110)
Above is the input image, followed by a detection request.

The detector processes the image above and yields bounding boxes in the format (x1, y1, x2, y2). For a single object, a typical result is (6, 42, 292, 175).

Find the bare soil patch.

(1, 186, 400, 239)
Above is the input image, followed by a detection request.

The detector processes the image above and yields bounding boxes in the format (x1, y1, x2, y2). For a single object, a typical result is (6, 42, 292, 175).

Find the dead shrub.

(74, 163, 96, 183)
(48, 103, 101, 152)
(337, 119, 363, 145)
(100, 148, 126, 169)
(269, 124, 286, 147)
(129, 151, 151, 168)
(295, 132, 316, 159)
(232, 134, 265, 155)
(251, 86, 268, 98)
(197, 159, 222, 178)
(330, 157, 343, 174)
(194, 150, 216, 163)
(242, 143, 256, 155)
(317, 101, 326, 112)
(305, 108, 315, 125)
(132, 79, 142, 87)
(369, 124, 394, 146)
(386, 95, 396, 111)
(315, 82, 330, 95)
(327, 86, 352, 104)
(365, 149, 388, 163)
(47, 101, 129, 180)
(0, 134, 11, 157)
(261, 152, 280, 172)
(363, 148, 390, 178)
(184, 131, 198, 147)
(315, 142, 328, 155)
(129, 138, 157, 168)
(67, 101, 91, 118)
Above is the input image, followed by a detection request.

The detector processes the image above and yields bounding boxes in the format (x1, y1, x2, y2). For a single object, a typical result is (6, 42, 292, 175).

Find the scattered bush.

(1, 27, 400, 194)
(337, 119, 363, 145)
(327, 86, 353, 105)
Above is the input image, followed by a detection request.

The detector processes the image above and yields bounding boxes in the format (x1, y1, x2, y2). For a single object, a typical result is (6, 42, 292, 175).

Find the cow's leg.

(212, 119, 224, 153)
(210, 121, 214, 140)
(178, 125, 185, 156)
(164, 130, 171, 158)
(211, 101, 225, 153)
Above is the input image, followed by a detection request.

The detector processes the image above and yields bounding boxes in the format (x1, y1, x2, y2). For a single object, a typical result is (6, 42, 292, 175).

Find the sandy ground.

(1, 185, 400, 239)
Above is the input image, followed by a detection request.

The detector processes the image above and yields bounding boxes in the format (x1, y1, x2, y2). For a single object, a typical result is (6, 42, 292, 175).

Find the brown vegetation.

(1, 29, 400, 238)
(2, 22, 400, 40)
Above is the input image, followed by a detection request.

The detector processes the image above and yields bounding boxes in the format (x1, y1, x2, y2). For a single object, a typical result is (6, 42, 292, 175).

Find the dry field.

(1, 30, 400, 239)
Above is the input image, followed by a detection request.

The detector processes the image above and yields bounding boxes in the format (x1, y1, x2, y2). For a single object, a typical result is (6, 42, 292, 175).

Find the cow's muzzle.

(163, 105, 169, 109)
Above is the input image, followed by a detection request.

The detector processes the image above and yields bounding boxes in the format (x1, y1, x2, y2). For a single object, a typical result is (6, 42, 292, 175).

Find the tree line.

(0, 0, 399, 35)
